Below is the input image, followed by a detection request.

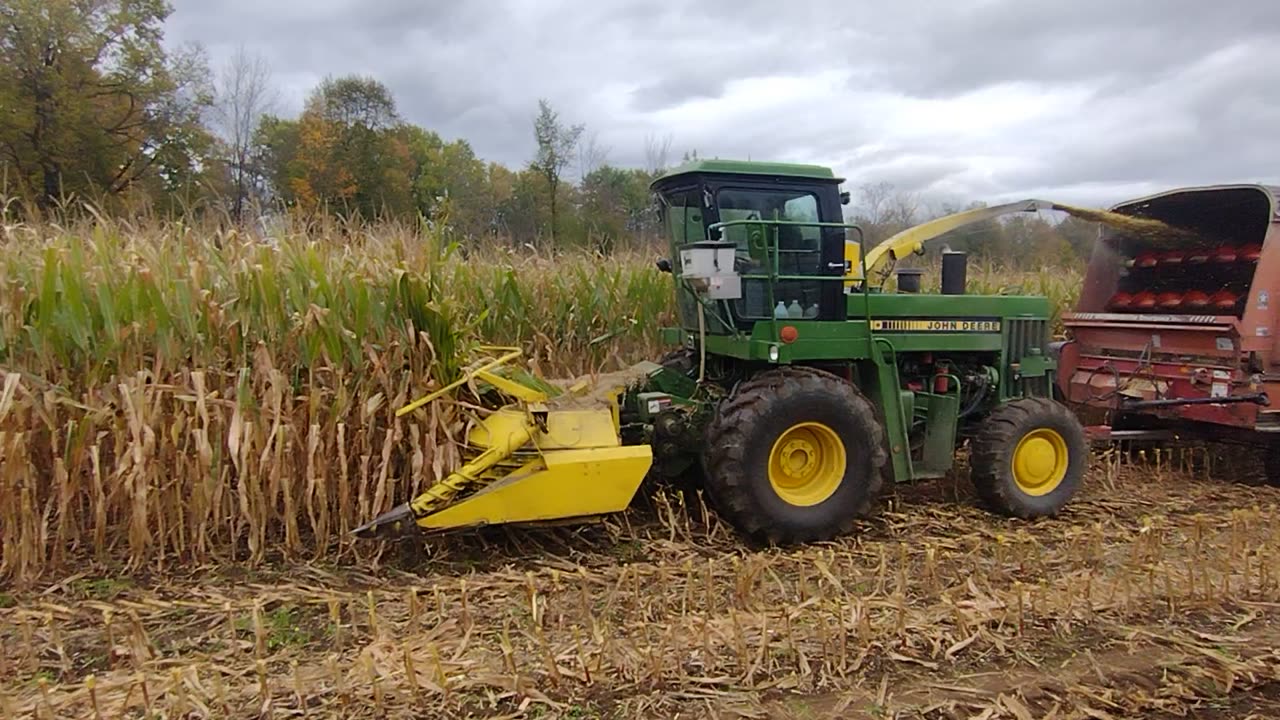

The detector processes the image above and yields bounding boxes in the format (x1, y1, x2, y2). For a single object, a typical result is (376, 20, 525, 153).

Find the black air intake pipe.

(941, 250, 968, 295)
(894, 267, 923, 293)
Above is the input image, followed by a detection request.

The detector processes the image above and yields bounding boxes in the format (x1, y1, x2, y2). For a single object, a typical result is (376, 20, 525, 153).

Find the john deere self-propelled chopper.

(355, 160, 1089, 545)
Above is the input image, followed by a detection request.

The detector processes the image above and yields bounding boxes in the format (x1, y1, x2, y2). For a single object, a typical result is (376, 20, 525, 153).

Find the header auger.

(356, 159, 1091, 546)
(353, 347, 659, 538)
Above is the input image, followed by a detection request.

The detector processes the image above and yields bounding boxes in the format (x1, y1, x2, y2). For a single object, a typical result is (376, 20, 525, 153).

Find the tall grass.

(0, 215, 1082, 581)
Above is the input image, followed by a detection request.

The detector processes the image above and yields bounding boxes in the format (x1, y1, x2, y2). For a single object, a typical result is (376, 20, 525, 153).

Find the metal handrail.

(700, 217, 866, 279)
(687, 217, 872, 338)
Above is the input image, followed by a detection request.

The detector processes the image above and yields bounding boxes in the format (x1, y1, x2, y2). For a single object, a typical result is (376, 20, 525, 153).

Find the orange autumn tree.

(257, 75, 415, 220)
(289, 108, 356, 213)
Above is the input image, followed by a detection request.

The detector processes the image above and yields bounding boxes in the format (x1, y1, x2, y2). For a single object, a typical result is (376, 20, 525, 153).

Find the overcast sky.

(166, 0, 1280, 210)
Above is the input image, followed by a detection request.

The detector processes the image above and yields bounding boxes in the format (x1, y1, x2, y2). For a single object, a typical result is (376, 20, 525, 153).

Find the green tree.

(255, 75, 415, 219)
(580, 165, 657, 252)
(1002, 215, 1075, 267)
(485, 161, 517, 239)
(500, 168, 549, 246)
(0, 0, 214, 212)
(305, 75, 411, 219)
(403, 126, 490, 239)
(289, 109, 356, 212)
(530, 99, 583, 246)
(251, 114, 299, 207)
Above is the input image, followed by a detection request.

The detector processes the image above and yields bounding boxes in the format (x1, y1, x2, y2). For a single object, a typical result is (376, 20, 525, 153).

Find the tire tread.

(702, 366, 888, 544)
(969, 396, 1087, 518)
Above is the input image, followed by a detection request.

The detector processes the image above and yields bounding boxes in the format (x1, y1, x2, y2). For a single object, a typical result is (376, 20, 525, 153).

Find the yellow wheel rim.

(767, 422, 846, 506)
(1011, 428, 1069, 496)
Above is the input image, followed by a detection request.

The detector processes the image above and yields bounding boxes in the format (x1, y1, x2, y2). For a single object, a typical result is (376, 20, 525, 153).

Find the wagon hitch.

(1119, 392, 1270, 410)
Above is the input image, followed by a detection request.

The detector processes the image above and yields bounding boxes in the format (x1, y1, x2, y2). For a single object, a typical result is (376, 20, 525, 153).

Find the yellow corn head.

(353, 347, 655, 538)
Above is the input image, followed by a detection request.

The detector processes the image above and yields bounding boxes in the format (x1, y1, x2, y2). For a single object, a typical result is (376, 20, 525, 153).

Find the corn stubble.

(2, 455, 1279, 718)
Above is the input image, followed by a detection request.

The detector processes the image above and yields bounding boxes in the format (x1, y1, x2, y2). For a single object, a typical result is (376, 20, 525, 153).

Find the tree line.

(0, 1, 673, 250)
(1, 1, 1099, 261)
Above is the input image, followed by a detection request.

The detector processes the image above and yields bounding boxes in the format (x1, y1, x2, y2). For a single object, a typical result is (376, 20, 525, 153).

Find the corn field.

(0, 216, 1085, 583)
(0, 216, 1085, 582)
(7, 217, 1280, 719)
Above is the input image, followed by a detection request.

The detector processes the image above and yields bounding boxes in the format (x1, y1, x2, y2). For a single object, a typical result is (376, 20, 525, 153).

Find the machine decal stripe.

(1067, 312, 1221, 324)
(870, 318, 1002, 332)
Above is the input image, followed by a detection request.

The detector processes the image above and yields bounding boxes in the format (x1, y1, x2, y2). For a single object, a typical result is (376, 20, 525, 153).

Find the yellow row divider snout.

(396, 346, 527, 417)
(354, 346, 653, 539)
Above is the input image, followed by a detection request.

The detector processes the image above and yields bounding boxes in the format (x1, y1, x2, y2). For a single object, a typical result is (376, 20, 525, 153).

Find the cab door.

(818, 187, 853, 320)
(709, 180, 847, 326)
(787, 189, 848, 321)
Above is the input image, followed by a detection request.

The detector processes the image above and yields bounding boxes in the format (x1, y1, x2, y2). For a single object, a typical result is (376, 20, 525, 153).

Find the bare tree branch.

(643, 132, 672, 175)
(577, 130, 610, 183)
(213, 44, 277, 222)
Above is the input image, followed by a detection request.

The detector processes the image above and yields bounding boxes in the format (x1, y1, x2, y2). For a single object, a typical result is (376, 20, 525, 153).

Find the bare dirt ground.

(3, 447, 1280, 719)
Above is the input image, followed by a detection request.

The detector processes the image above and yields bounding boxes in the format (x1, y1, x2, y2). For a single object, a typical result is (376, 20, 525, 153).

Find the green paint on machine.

(654, 158, 841, 182)
(626, 158, 1088, 547)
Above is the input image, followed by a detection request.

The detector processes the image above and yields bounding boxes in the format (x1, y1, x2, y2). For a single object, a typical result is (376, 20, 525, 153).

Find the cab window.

(716, 187, 826, 320)
(716, 188, 822, 273)
(661, 188, 704, 245)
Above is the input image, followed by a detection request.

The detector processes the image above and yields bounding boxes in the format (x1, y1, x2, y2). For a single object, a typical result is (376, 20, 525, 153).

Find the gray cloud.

(165, 0, 1280, 208)
(845, 1, 1280, 95)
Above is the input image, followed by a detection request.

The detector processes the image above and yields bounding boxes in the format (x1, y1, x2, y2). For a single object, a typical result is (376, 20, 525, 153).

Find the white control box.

(679, 241, 742, 300)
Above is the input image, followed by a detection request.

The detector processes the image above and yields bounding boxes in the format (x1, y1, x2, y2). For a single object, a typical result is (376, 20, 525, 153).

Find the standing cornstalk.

(0, 215, 1081, 581)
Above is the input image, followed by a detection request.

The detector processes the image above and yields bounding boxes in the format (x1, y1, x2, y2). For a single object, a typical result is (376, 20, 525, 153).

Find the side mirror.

(655, 258, 673, 273)
(840, 191, 851, 206)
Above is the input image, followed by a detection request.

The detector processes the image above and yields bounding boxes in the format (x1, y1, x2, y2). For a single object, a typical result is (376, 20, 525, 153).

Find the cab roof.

(650, 159, 843, 189)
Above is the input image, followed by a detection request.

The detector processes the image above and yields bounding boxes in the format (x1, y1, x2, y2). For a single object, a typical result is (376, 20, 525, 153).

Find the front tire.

(702, 367, 888, 545)
(969, 397, 1088, 518)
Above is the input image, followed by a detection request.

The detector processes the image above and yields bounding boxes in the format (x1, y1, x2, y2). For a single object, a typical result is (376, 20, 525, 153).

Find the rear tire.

(969, 397, 1088, 518)
(702, 367, 888, 545)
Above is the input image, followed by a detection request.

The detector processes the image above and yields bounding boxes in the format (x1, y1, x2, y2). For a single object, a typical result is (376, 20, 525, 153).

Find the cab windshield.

(660, 187, 704, 245)
(656, 182, 844, 326)
(716, 187, 823, 275)
(716, 187, 826, 320)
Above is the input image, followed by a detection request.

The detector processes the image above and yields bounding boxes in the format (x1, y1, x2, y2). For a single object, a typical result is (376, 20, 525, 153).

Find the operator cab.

(650, 159, 855, 334)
